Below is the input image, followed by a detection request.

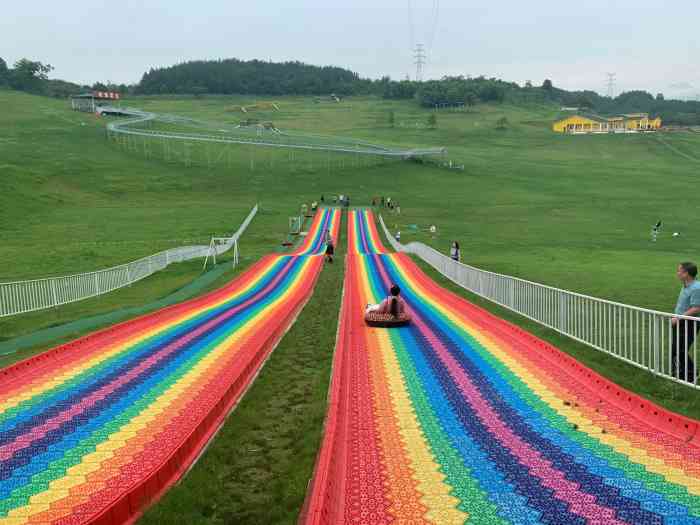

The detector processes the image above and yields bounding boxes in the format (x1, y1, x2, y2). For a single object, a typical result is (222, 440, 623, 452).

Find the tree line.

(136, 58, 369, 96)
(2, 55, 699, 124)
(380, 75, 700, 125)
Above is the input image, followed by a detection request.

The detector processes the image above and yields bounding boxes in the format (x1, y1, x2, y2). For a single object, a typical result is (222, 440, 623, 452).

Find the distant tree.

(191, 85, 208, 97)
(614, 90, 655, 113)
(388, 110, 395, 128)
(656, 92, 665, 101)
(427, 113, 437, 129)
(496, 116, 508, 129)
(576, 93, 594, 109)
(478, 84, 505, 103)
(92, 82, 109, 91)
(524, 80, 533, 88)
(136, 58, 363, 96)
(45, 78, 83, 98)
(10, 59, 53, 93)
(464, 91, 477, 110)
(0, 57, 8, 85)
(542, 79, 553, 91)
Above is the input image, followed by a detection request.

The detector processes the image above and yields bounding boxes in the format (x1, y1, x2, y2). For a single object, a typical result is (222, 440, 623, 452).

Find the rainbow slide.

(0, 208, 340, 525)
(302, 209, 700, 524)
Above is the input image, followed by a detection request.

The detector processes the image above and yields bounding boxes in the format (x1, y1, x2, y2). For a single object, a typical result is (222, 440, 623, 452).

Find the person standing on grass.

(671, 262, 700, 381)
(450, 241, 461, 262)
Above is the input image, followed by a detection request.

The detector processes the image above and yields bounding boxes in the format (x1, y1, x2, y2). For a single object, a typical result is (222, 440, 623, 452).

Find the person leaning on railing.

(450, 241, 461, 262)
(671, 261, 700, 381)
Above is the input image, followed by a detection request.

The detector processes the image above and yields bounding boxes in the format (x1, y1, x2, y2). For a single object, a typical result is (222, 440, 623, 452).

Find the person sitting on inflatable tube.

(364, 284, 411, 327)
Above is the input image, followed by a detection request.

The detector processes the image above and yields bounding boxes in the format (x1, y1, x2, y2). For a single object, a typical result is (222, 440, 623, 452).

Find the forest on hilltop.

(2, 55, 699, 124)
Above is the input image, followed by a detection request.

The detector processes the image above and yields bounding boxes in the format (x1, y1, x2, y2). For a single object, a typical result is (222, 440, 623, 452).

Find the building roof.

(71, 91, 121, 100)
(555, 113, 608, 124)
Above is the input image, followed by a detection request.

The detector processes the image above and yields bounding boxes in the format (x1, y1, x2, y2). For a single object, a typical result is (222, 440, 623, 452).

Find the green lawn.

(3, 88, 700, 523)
(4, 89, 698, 316)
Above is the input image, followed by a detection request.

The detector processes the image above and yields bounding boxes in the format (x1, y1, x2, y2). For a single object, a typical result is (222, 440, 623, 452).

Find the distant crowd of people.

(319, 194, 350, 207)
(372, 196, 400, 214)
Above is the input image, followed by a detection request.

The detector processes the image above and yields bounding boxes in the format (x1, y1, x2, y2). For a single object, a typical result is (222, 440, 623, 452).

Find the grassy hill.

(131, 93, 700, 311)
(4, 88, 700, 523)
(3, 90, 700, 332)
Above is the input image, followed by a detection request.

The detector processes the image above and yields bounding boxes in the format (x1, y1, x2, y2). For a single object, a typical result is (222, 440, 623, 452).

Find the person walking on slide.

(671, 261, 700, 381)
(365, 284, 406, 316)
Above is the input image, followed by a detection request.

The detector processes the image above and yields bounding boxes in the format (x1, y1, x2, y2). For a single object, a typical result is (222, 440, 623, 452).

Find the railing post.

(559, 291, 567, 332)
(652, 314, 659, 376)
(51, 280, 58, 307)
(509, 278, 515, 309)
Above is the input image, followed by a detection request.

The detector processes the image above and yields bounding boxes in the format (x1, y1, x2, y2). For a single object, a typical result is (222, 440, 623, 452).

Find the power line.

(414, 43, 426, 82)
(606, 72, 616, 98)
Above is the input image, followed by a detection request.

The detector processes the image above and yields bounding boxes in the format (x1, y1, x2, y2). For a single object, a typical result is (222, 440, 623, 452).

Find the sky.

(2, 0, 699, 99)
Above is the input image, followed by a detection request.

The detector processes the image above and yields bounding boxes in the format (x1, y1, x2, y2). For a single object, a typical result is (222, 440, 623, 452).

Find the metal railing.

(379, 215, 700, 387)
(0, 205, 258, 318)
(105, 108, 446, 158)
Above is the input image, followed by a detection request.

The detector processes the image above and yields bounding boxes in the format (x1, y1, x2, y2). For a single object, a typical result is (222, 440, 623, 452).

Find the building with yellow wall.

(553, 113, 661, 133)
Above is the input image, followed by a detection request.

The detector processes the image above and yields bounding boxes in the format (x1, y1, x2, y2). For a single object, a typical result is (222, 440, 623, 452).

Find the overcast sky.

(3, 0, 699, 99)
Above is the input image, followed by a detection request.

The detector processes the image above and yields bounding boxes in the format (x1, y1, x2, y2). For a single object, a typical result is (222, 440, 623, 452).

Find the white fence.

(0, 205, 258, 318)
(379, 215, 700, 387)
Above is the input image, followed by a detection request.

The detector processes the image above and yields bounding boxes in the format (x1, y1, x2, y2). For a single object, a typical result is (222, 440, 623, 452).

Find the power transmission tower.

(414, 43, 426, 82)
(606, 72, 616, 98)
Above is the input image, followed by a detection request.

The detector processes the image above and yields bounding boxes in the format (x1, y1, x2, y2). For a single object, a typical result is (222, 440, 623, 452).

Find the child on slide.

(365, 285, 406, 317)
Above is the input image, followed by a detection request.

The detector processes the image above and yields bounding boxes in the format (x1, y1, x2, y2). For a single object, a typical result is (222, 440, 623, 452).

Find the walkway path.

(303, 209, 700, 524)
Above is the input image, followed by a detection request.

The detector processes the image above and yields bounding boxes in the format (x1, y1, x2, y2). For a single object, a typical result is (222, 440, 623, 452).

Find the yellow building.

(553, 113, 661, 133)
(622, 113, 662, 130)
(552, 115, 610, 133)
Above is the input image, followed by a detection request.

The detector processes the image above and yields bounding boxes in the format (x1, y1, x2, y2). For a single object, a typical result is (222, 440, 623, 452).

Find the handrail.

(105, 107, 446, 158)
(0, 204, 258, 317)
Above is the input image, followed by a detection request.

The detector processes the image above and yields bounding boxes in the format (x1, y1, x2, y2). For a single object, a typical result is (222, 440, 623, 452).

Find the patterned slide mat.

(0, 207, 340, 525)
(302, 209, 700, 525)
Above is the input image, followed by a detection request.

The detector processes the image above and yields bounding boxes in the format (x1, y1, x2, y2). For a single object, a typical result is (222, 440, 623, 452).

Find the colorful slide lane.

(0, 208, 340, 525)
(303, 209, 700, 525)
